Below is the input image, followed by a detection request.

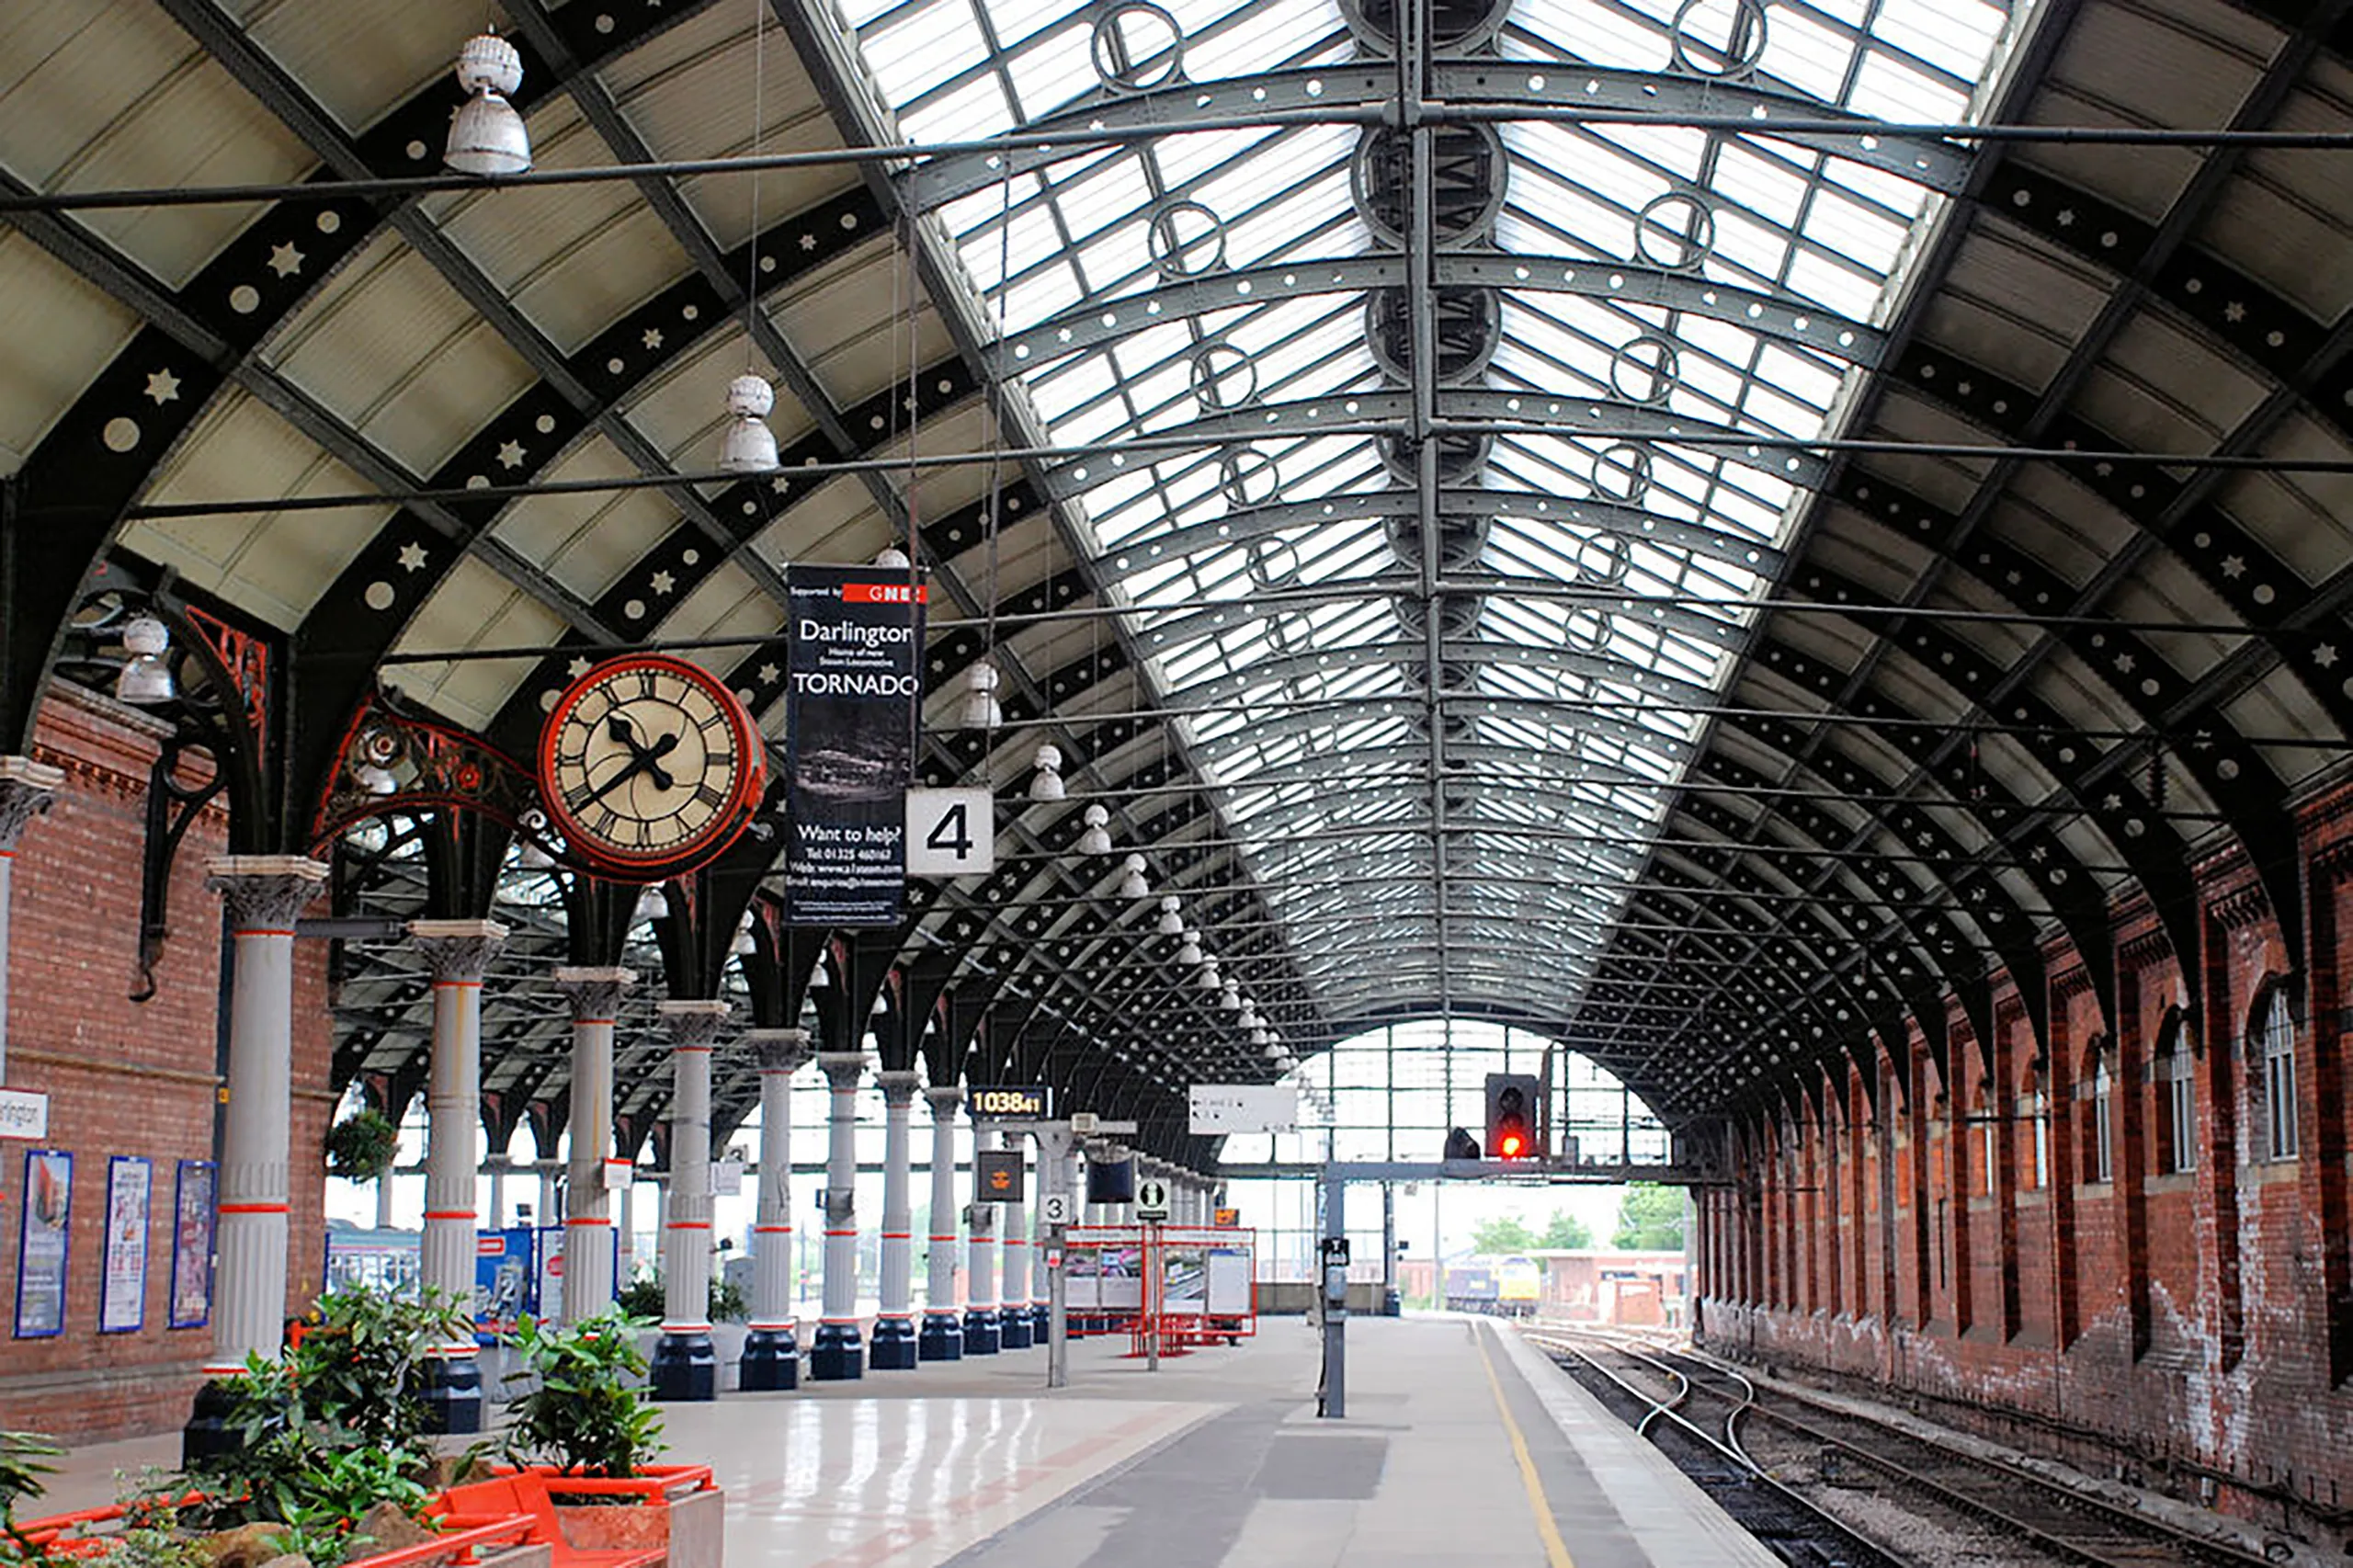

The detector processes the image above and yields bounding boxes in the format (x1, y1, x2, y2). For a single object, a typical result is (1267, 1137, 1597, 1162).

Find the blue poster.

(474, 1226, 535, 1339)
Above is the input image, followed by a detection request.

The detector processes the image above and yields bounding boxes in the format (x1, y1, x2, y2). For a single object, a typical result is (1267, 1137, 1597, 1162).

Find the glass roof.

(847, 0, 2026, 1020)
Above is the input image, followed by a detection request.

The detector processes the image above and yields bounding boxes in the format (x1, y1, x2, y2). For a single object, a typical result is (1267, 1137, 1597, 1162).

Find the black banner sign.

(976, 1149, 1025, 1204)
(968, 1085, 1051, 1120)
(783, 564, 925, 926)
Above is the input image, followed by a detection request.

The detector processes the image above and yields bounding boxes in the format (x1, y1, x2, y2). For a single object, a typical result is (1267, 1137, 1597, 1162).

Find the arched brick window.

(2249, 984, 2299, 1164)
(2154, 1008, 2195, 1175)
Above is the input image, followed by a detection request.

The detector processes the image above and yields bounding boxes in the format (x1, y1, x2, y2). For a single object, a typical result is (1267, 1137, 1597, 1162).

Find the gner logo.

(842, 582, 928, 604)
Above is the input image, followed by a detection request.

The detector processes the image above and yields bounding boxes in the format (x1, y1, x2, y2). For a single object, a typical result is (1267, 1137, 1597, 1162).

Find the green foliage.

(1, 1430, 63, 1566)
(91, 1487, 208, 1568)
(1469, 1215, 1536, 1254)
(615, 1278, 665, 1319)
(1612, 1183, 1687, 1251)
(707, 1277, 746, 1324)
(323, 1110, 400, 1184)
(1538, 1210, 1592, 1249)
(181, 1287, 468, 1542)
(500, 1312, 665, 1479)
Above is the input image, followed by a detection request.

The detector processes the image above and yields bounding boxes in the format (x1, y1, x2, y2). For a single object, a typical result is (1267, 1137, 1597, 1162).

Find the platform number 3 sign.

(905, 788, 995, 876)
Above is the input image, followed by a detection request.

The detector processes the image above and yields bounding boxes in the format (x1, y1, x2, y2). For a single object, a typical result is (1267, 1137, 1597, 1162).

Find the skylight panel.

(1875, 0, 2006, 81)
(863, 0, 991, 104)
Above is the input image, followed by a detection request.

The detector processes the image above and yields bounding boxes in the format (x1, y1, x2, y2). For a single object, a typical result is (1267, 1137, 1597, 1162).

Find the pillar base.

(962, 1307, 1001, 1355)
(869, 1314, 919, 1369)
(999, 1306, 1034, 1349)
(182, 1377, 241, 1469)
(917, 1312, 963, 1360)
(811, 1321, 864, 1381)
(650, 1330, 718, 1402)
(418, 1351, 484, 1433)
(1028, 1302, 1051, 1340)
(739, 1325, 801, 1391)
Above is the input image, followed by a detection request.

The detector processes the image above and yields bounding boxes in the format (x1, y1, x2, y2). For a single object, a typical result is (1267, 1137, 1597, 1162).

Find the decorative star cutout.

(2224, 301, 2246, 323)
(642, 327, 664, 350)
(144, 369, 181, 404)
(650, 570, 676, 595)
(2114, 653, 2135, 673)
(2029, 845, 2048, 862)
(567, 656, 592, 678)
(2317, 643, 2339, 669)
(397, 541, 429, 572)
(798, 233, 817, 250)
(2056, 208, 2075, 226)
(2220, 554, 2246, 578)
(497, 439, 526, 470)
(769, 476, 792, 494)
(2101, 793, 2121, 811)
(267, 243, 304, 278)
(757, 663, 780, 685)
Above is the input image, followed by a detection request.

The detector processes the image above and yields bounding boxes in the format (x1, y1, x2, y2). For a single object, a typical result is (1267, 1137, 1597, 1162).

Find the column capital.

(0, 756, 63, 853)
(743, 1027, 813, 1072)
(551, 965, 636, 1020)
(658, 997, 730, 1047)
(925, 1085, 963, 1119)
(409, 918, 509, 983)
(876, 1070, 921, 1107)
(816, 1051, 870, 1090)
(205, 855, 328, 930)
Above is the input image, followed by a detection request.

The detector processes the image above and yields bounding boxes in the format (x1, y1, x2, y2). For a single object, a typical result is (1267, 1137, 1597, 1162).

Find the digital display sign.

(968, 1085, 1051, 1120)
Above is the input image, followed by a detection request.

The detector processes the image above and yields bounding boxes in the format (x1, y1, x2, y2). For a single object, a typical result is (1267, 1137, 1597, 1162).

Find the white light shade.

(1028, 767, 1065, 803)
(632, 884, 670, 924)
(115, 655, 175, 705)
(1156, 897, 1185, 937)
(717, 381, 780, 473)
(1118, 865, 1149, 900)
(1076, 802, 1112, 856)
(1174, 937, 1202, 966)
(445, 38, 529, 176)
(1218, 989, 1240, 1011)
(1263, 1043, 1283, 1059)
(872, 544, 911, 569)
(961, 660, 1004, 730)
(121, 613, 169, 657)
(1197, 961, 1222, 991)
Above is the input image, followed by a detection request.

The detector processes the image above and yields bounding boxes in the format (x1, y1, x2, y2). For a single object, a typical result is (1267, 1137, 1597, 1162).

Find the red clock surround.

(535, 654, 767, 880)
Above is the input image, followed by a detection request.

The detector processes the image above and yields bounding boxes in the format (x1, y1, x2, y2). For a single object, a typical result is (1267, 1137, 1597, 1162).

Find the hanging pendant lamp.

(718, 374, 780, 473)
(445, 36, 531, 176)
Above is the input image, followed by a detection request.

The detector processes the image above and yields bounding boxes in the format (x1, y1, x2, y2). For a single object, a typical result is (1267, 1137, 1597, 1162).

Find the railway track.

(1528, 1325, 2283, 1568)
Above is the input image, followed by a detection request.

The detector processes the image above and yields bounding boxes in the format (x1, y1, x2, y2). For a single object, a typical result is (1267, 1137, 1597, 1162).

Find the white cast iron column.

(652, 998, 727, 1401)
(409, 917, 506, 1432)
(919, 1086, 963, 1360)
(997, 1129, 1034, 1349)
(812, 1051, 868, 1380)
(870, 1071, 921, 1369)
(552, 966, 634, 1322)
(739, 1028, 812, 1389)
(184, 856, 327, 1463)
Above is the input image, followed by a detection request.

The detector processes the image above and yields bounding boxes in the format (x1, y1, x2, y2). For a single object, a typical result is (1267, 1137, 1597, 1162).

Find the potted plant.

(324, 1110, 401, 1185)
(463, 1312, 719, 1568)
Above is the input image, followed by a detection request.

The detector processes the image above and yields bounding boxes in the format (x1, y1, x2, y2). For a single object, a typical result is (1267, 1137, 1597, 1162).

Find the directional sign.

(976, 1149, 1024, 1203)
(1135, 1177, 1170, 1220)
(1040, 1192, 1073, 1225)
(906, 788, 995, 876)
(0, 1089, 49, 1141)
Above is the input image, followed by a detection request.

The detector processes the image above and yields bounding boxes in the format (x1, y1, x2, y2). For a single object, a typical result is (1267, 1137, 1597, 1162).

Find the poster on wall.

(100, 1155, 152, 1333)
(169, 1159, 217, 1330)
(782, 562, 924, 927)
(14, 1148, 72, 1337)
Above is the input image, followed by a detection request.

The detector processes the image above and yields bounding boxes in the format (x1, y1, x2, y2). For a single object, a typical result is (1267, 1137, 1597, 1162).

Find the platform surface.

(33, 1315, 1775, 1568)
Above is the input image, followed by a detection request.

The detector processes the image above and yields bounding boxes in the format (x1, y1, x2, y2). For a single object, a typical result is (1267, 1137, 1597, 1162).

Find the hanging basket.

(325, 1108, 400, 1182)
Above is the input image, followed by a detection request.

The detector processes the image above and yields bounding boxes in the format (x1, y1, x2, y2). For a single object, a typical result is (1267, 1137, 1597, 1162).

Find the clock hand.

(578, 752, 651, 809)
(606, 712, 652, 763)
(642, 731, 680, 792)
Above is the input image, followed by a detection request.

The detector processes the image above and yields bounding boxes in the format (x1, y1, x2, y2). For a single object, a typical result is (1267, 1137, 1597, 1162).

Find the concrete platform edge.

(1490, 1325, 1783, 1568)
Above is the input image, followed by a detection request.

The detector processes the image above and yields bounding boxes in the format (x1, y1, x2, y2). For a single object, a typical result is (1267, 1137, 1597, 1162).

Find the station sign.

(1135, 1177, 1170, 1220)
(1188, 1083, 1298, 1135)
(976, 1149, 1025, 1203)
(905, 788, 995, 876)
(0, 1088, 49, 1141)
(969, 1085, 1051, 1120)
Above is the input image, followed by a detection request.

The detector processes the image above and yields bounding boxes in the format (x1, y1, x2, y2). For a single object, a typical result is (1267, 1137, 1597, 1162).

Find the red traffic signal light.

(1485, 1072, 1539, 1161)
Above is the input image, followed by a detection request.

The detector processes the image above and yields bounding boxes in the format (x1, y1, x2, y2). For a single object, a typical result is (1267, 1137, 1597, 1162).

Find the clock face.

(537, 656, 765, 875)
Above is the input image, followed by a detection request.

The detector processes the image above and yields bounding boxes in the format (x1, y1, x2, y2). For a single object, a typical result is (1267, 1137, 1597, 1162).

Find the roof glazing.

(845, 0, 2028, 1022)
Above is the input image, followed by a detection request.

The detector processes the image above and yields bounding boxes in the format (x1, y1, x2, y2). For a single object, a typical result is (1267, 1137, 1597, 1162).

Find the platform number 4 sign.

(905, 788, 995, 876)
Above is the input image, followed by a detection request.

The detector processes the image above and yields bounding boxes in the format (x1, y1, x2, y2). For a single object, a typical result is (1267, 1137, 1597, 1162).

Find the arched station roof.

(1, 0, 2347, 1162)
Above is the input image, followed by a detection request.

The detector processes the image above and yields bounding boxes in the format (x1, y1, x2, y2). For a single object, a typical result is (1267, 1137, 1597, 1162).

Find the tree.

(1539, 1210, 1592, 1249)
(1612, 1183, 1686, 1251)
(1469, 1214, 1536, 1254)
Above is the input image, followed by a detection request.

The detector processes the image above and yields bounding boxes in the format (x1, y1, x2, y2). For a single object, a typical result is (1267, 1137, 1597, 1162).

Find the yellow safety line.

(1473, 1323, 1578, 1568)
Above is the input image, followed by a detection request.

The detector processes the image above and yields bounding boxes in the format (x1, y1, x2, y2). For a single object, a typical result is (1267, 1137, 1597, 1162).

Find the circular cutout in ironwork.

(1350, 123, 1508, 248)
(1092, 3, 1185, 92)
(1571, 529, 1631, 585)
(1189, 341, 1259, 411)
(1668, 0, 1768, 78)
(1633, 192, 1715, 271)
(1339, 0, 1514, 54)
(1219, 446, 1281, 506)
(1366, 287, 1502, 386)
(1245, 534, 1302, 588)
(1608, 335, 1682, 404)
(1563, 608, 1613, 655)
(1381, 428, 1493, 484)
(1384, 510, 1490, 572)
(1147, 199, 1228, 279)
(1590, 442, 1654, 504)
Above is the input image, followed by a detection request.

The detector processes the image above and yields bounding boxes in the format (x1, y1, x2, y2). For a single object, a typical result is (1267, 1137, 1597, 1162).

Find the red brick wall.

(0, 689, 334, 1444)
(1699, 778, 2353, 1529)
